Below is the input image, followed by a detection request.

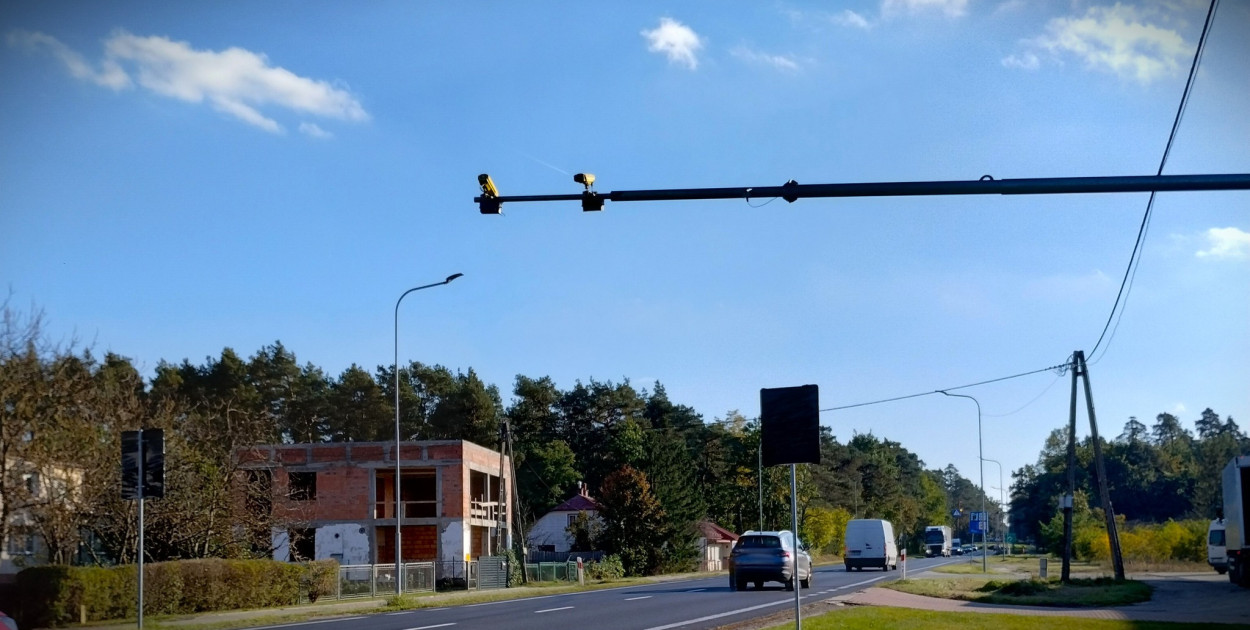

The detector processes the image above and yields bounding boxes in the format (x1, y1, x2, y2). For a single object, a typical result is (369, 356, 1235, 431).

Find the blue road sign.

(951, 509, 961, 518)
(970, 511, 987, 534)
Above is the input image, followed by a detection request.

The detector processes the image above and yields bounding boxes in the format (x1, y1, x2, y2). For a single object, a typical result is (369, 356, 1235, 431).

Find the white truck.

(924, 525, 952, 557)
(1222, 455, 1250, 586)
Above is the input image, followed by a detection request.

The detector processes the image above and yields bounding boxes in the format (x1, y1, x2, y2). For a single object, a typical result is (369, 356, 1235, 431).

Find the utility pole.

(503, 417, 526, 584)
(1062, 351, 1125, 581)
(1076, 351, 1125, 580)
(1063, 355, 1078, 583)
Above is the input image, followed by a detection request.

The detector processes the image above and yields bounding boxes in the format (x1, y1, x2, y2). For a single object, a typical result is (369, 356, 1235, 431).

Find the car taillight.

(779, 550, 791, 559)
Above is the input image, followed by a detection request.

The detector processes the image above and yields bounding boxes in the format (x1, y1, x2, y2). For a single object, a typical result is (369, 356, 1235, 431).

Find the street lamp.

(393, 273, 462, 594)
(940, 390, 986, 573)
(983, 458, 1004, 548)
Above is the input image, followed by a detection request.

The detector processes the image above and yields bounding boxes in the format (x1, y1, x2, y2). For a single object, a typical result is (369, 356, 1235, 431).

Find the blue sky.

(3, 0, 1247, 506)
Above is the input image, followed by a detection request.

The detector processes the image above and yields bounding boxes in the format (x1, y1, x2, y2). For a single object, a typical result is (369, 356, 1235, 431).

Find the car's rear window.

(738, 535, 782, 548)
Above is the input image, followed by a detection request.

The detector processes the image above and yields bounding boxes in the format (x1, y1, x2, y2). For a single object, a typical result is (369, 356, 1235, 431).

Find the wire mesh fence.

(523, 561, 579, 583)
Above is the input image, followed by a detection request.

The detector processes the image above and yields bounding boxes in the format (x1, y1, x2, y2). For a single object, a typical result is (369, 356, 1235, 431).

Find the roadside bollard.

(577, 556, 585, 585)
(901, 550, 906, 579)
(1039, 557, 1048, 578)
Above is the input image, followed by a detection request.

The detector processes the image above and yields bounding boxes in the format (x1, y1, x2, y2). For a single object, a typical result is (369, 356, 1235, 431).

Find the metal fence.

(523, 561, 580, 583)
(336, 562, 436, 598)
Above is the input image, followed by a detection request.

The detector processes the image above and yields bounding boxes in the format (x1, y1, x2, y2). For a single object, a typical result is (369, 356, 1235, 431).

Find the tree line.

(2, 304, 995, 575)
(1010, 409, 1245, 547)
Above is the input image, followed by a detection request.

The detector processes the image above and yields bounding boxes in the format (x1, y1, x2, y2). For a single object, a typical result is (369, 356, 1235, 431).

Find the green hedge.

(14, 558, 339, 627)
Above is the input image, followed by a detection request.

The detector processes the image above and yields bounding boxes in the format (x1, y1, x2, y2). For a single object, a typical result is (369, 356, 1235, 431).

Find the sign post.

(122, 429, 164, 630)
(761, 385, 820, 630)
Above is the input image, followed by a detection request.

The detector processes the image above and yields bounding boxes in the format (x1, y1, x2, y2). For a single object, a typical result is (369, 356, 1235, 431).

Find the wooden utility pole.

(502, 418, 527, 583)
(1063, 355, 1077, 582)
(1076, 351, 1126, 580)
(1063, 351, 1125, 581)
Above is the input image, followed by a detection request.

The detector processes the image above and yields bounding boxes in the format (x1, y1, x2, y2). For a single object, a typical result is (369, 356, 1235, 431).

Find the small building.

(235, 440, 511, 566)
(696, 521, 738, 572)
(526, 483, 601, 554)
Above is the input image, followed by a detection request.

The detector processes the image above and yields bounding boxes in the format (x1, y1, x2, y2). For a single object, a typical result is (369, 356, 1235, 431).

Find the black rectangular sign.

(760, 385, 820, 467)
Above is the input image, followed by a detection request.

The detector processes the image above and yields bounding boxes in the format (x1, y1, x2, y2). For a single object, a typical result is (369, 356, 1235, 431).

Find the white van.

(844, 519, 899, 571)
(1209, 519, 1228, 574)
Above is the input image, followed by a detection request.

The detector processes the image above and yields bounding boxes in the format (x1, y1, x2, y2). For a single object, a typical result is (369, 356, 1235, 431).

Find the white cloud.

(882, 0, 969, 18)
(8, 30, 129, 88)
(730, 47, 801, 72)
(832, 10, 873, 29)
(1033, 4, 1191, 84)
(7, 29, 367, 133)
(641, 18, 703, 70)
(1196, 227, 1250, 259)
(299, 122, 332, 139)
(1001, 51, 1040, 70)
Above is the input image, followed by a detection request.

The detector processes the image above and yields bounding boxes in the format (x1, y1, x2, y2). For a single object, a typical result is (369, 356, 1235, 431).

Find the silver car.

(729, 530, 812, 591)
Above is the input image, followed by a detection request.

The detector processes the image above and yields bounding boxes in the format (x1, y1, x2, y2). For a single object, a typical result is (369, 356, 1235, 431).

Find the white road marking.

(686, 588, 706, 592)
(642, 599, 792, 630)
(625, 595, 653, 601)
(535, 606, 574, 613)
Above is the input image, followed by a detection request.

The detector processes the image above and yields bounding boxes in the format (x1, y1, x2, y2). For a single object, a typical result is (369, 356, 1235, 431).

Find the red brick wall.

(352, 445, 385, 461)
(313, 466, 371, 520)
(312, 445, 348, 463)
(441, 464, 465, 518)
(278, 448, 308, 465)
(377, 525, 438, 562)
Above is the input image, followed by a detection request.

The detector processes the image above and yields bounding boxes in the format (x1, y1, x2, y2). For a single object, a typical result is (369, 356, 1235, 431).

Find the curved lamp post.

(940, 390, 986, 573)
(394, 273, 462, 594)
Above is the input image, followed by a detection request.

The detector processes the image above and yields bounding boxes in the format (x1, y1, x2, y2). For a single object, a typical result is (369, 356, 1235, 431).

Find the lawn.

(886, 576, 1152, 607)
(763, 607, 1226, 630)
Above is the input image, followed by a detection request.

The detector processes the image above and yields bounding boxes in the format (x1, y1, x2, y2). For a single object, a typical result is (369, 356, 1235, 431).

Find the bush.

(304, 559, 339, 602)
(586, 554, 625, 581)
(14, 558, 327, 626)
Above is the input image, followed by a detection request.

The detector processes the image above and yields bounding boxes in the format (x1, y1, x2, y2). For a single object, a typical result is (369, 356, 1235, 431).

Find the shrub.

(15, 558, 320, 626)
(587, 554, 625, 581)
(303, 559, 339, 602)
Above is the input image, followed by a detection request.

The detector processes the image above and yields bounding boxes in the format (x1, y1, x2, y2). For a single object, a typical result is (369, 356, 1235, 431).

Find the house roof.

(551, 494, 600, 512)
(697, 520, 739, 543)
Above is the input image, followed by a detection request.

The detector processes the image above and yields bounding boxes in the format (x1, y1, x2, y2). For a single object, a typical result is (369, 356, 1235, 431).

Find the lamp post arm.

(392, 273, 462, 596)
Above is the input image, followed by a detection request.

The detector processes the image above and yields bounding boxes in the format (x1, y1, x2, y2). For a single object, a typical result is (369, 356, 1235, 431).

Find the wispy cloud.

(730, 46, 801, 72)
(299, 122, 332, 139)
(1001, 51, 1040, 70)
(7, 30, 129, 88)
(832, 10, 873, 29)
(8, 29, 368, 134)
(641, 18, 703, 70)
(882, 0, 969, 18)
(1196, 227, 1250, 260)
(1008, 4, 1191, 84)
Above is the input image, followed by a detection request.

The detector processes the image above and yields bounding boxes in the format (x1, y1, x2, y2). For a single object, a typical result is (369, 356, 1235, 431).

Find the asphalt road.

(249, 556, 961, 630)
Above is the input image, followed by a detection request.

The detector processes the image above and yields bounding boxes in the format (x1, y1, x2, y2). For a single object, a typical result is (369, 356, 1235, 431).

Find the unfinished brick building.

(235, 440, 511, 566)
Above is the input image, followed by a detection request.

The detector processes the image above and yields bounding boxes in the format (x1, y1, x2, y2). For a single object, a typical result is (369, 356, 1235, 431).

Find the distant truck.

(924, 525, 952, 557)
(1222, 456, 1250, 586)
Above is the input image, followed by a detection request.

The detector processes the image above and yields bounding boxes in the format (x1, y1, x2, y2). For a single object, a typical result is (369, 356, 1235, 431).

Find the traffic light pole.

(476, 173, 1250, 213)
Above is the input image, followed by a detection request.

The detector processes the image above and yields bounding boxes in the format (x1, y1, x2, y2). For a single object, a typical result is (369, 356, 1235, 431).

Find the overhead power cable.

(1089, 0, 1221, 364)
(818, 360, 1071, 413)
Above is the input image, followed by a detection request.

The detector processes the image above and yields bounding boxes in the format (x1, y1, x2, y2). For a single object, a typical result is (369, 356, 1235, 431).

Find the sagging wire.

(1089, 0, 1220, 365)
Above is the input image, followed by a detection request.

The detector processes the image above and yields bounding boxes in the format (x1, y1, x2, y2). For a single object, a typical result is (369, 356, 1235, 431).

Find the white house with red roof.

(526, 483, 601, 553)
(697, 520, 739, 571)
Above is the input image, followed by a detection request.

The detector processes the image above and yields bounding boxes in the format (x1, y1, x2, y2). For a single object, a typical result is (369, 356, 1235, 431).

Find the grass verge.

(761, 606, 1223, 630)
(886, 576, 1152, 607)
